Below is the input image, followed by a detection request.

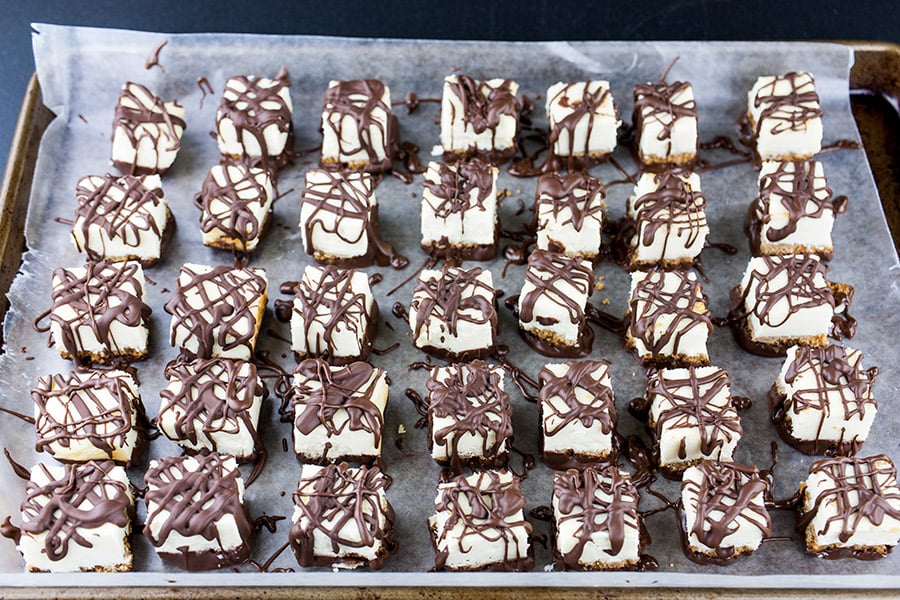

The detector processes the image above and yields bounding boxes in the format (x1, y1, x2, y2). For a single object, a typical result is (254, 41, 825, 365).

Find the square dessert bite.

(143, 453, 252, 571)
(111, 81, 185, 176)
(289, 358, 389, 465)
(216, 70, 294, 171)
(439, 74, 520, 161)
(646, 366, 743, 475)
(539, 360, 617, 469)
(545, 80, 620, 163)
(625, 270, 712, 367)
(731, 254, 844, 355)
(290, 462, 396, 569)
(747, 72, 823, 161)
(299, 169, 384, 266)
(287, 265, 377, 364)
(426, 360, 512, 469)
(429, 469, 533, 571)
(420, 158, 499, 260)
(320, 79, 397, 173)
(165, 263, 268, 360)
(626, 170, 709, 268)
(73, 173, 172, 266)
(680, 461, 771, 565)
(195, 160, 274, 253)
(42, 260, 152, 364)
(409, 265, 497, 361)
(770, 344, 878, 456)
(534, 172, 605, 259)
(518, 250, 594, 357)
(799, 455, 900, 559)
(552, 466, 644, 570)
(749, 160, 837, 259)
(157, 357, 266, 462)
(633, 80, 698, 166)
(13, 461, 134, 572)
(32, 368, 145, 465)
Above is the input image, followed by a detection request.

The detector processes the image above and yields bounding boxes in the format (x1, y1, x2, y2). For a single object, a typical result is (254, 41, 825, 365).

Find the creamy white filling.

(410, 268, 495, 355)
(637, 83, 697, 160)
(420, 161, 499, 248)
(518, 256, 592, 346)
(111, 83, 184, 172)
(747, 74, 822, 160)
(299, 169, 374, 260)
(757, 161, 833, 251)
(439, 76, 519, 154)
(627, 270, 709, 359)
(217, 76, 293, 158)
(627, 171, 708, 263)
(540, 362, 614, 456)
(321, 80, 392, 166)
(200, 163, 274, 252)
(545, 81, 620, 157)
(535, 182, 604, 258)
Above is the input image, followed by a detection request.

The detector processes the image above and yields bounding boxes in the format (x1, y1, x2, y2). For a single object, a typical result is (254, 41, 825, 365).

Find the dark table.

(1, 0, 898, 193)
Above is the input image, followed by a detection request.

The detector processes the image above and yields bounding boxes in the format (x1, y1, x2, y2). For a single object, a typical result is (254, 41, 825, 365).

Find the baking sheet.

(1, 23, 899, 587)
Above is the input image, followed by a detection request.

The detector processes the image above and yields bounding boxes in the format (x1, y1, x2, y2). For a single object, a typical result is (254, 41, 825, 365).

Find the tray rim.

(1, 39, 900, 598)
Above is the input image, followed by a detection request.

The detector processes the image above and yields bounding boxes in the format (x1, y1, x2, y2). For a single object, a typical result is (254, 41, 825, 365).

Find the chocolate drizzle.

(19, 461, 132, 566)
(217, 71, 294, 172)
(289, 359, 386, 464)
(432, 470, 533, 571)
(321, 79, 398, 173)
(681, 461, 771, 565)
(770, 345, 878, 456)
(552, 466, 644, 570)
(73, 174, 169, 265)
(144, 453, 252, 571)
(35, 261, 152, 365)
(164, 264, 267, 359)
(194, 160, 272, 253)
(410, 265, 497, 361)
(441, 75, 520, 162)
(112, 82, 185, 176)
(427, 361, 512, 469)
(798, 455, 900, 559)
(751, 72, 823, 138)
(633, 80, 697, 166)
(627, 270, 712, 366)
(158, 357, 267, 467)
(32, 368, 145, 464)
(546, 81, 616, 165)
(290, 462, 396, 569)
(144, 40, 168, 71)
(518, 250, 594, 357)
(300, 169, 406, 268)
(539, 361, 617, 467)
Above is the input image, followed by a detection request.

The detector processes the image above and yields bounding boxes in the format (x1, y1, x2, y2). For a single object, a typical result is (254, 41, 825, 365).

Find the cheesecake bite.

(10, 461, 133, 572)
(111, 81, 185, 176)
(72, 173, 172, 266)
(286, 265, 377, 365)
(633, 80, 698, 167)
(216, 70, 293, 171)
(40, 261, 152, 365)
(680, 461, 771, 565)
(165, 263, 268, 360)
(552, 466, 645, 570)
(429, 469, 533, 571)
(157, 357, 266, 462)
(539, 360, 617, 469)
(32, 368, 145, 465)
(748, 160, 838, 259)
(746, 72, 823, 162)
(798, 455, 900, 559)
(420, 158, 499, 260)
(320, 79, 397, 173)
(290, 462, 396, 569)
(770, 344, 878, 456)
(143, 453, 252, 571)
(426, 360, 512, 469)
(625, 269, 712, 367)
(545, 80, 620, 166)
(409, 265, 497, 361)
(646, 366, 742, 475)
(289, 358, 389, 465)
(534, 171, 605, 259)
(194, 160, 274, 253)
(625, 170, 708, 269)
(517, 250, 594, 357)
(439, 74, 520, 162)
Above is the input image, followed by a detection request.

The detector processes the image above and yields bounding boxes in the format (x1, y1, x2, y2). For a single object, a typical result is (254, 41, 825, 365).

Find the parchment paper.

(1, 23, 899, 587)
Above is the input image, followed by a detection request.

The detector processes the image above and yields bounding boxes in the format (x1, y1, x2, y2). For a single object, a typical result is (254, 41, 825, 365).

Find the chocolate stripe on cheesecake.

(321, 79, 398, 172)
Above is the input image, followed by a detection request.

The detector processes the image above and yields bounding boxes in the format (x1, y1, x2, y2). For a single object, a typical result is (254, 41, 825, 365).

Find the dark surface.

(1, 0, 899, 183)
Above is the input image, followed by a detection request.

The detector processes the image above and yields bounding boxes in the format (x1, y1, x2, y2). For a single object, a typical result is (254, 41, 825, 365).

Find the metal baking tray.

(1, 38, 899, 599)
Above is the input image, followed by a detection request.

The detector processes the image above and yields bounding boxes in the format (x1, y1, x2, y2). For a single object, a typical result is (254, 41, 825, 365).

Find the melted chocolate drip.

(197, 76, 214, 110)
(144, 40, 168, 71)
(249, 540, 292, 573)
(0, 405, 35, 424)
(253, 514, 286, 534)
(4, 448, 30, 480)
(393, 92, 441, 115)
